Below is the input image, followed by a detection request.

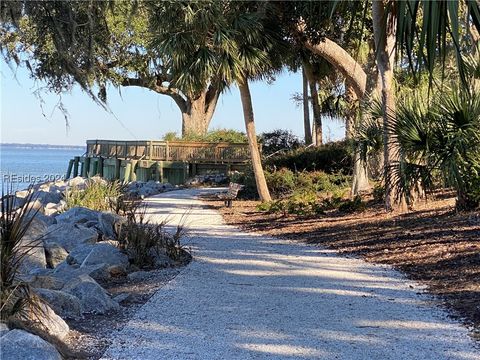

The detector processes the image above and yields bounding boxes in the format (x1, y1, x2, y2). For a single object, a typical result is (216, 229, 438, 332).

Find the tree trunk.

(351, 149, 371, 196)
(344, 79, 357, 139)
(304, 62, 322, 146)
(302, 66, 313, 145)
(238, 76, 272, 202)
(182, 92, 216, 137)
(372, 0, 405, 211)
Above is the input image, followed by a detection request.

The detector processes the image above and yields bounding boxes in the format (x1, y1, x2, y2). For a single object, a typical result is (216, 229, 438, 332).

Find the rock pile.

(0, 176, 177, 359)
(186, 173, 229, 186)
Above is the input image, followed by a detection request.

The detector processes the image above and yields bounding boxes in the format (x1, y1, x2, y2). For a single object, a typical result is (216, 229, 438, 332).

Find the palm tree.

(151, 1, 282, 201)
(302, 65, 313, 145)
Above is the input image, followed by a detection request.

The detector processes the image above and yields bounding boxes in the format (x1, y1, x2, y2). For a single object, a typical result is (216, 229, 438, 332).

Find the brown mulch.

(204, 194, 480, 334)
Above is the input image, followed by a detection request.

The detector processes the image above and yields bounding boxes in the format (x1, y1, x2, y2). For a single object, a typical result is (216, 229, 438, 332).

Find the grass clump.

(65, 179, 122, 212)
(0, 186, 44, 324)
(117, 205, 190, 269)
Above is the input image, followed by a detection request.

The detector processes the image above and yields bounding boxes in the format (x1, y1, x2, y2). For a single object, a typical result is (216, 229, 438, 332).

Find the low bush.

(163, 128, 248, 143)
(264, 140, 353, 174)
(264, 168, 296, 197)
(260, 129, 302, 156)
(338, 195, 366, 213)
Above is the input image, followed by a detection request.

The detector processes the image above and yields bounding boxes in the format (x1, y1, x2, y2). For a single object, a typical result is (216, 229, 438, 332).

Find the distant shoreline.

(1, 143, 85, 150)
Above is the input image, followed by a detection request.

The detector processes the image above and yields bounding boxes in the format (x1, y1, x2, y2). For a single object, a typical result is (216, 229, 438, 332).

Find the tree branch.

(296, 23, 367, 99)
(121, 77, 187, 113)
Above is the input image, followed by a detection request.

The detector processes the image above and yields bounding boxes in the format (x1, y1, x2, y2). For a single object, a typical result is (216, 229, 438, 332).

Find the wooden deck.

(66, 140, 251, 185)
(86, 140, 250, 163)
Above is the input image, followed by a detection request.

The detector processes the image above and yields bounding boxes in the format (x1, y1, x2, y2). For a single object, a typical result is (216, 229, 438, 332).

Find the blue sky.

(1, 59, 344, 146)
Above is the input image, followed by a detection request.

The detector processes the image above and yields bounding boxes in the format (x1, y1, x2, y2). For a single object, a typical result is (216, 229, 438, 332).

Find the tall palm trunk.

(344, 80, 357, 139)
(302, 66, 313, 145)
(372, 0, 404, 211)
(303, 62, 322, 146)
(238, 76, 271, 202)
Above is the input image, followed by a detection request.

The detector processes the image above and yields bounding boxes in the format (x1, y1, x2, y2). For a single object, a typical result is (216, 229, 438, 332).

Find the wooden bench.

(217, 182, 244, 207)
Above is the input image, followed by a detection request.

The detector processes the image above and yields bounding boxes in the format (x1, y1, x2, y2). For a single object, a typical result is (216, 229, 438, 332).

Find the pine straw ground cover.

(203, 193, 480, 336)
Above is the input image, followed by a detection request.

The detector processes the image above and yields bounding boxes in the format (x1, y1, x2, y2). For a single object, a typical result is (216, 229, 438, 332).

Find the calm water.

(0, 145, 85, 191)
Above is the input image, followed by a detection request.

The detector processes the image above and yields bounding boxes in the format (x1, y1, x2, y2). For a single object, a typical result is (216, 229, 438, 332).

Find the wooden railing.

(86, 140, 251, 163)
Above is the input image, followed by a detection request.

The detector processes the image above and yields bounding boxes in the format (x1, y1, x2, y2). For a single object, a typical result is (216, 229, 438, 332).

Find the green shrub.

(260, 129, 302, 156)
(164, 128, 248, 143)
(338, 195, 366, 213)
(265, 141, 353, 174)
(372, 184, 385, 203)
(265, 168, 296, 197)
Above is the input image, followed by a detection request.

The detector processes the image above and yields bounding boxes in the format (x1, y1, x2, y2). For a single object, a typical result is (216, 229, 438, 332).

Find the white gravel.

(101, 188, 479, 360)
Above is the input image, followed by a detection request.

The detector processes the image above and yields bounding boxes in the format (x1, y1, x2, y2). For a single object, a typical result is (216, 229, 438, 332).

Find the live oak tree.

(0, 1, 223, 136)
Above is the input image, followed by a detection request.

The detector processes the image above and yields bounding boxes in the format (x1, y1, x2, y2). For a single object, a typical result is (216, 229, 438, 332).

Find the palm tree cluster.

(1, 0, 479, 209)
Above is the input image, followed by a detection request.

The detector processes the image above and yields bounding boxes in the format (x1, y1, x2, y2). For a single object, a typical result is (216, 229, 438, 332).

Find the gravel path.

(101, 188, 479, 360)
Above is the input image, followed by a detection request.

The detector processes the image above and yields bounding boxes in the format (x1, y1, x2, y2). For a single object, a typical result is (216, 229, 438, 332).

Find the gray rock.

(35, 190, 62, 207)
(66, 244, 96, 265)
(113, 292, 141, 305)
(35, 288, 82, 319)
(43, 223, 98, 252)
(44, 202, 66, 217)
(127, 270, 150, 282)
(0, 323, 9, 337)
(0, 329, 62, 360)
(28, 268, 54, 276)
(44, 242, 68, 268)
(34, 213, 57, 226)
(55, 206, 99, 225)
(81, 243, 129, 269)
(98, 212, 126, 239)
(53, 261, 103, 281)
(67, 176, 86, 189)
(26, 303, 69, 340)
(28, 274, 64, 290)
(63, 274, 119, 314)
(17, 218, 47, 273)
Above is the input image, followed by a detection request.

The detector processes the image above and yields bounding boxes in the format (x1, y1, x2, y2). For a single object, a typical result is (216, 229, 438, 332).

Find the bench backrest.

(227, 182, 243, 197)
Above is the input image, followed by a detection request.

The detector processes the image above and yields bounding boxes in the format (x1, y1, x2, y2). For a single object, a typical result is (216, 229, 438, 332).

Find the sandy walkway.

(101, 188, 479, 360)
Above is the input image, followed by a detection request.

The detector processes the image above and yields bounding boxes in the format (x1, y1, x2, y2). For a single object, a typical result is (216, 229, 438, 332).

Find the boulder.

(127, 270, 150, 282)
(35, 288, 82, 319)
(28, 274, 64, 291)
(17, 218, 47, 273)
(0, 323, 9, 337)
(66, 244, 96, 265)
(44, 201, 66, 217)
(43, 223, 98, 252)
(33, 213, 57, 226)
(35, 190, 63, 207)
(0, 329, 62, 360)
(27, 303, 69, 340)
(55, 206, 100, 225)
(67, 176, 86, 189)
(53, 261, 102, 281)
(44, 242, 68, 268)
(63, 274, 119, 314)
(81, 243, 129, 269)
(98, 212, 126, 239)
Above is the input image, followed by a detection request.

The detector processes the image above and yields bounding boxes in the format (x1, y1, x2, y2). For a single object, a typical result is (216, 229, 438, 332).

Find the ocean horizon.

(0, 143, 86, 191)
